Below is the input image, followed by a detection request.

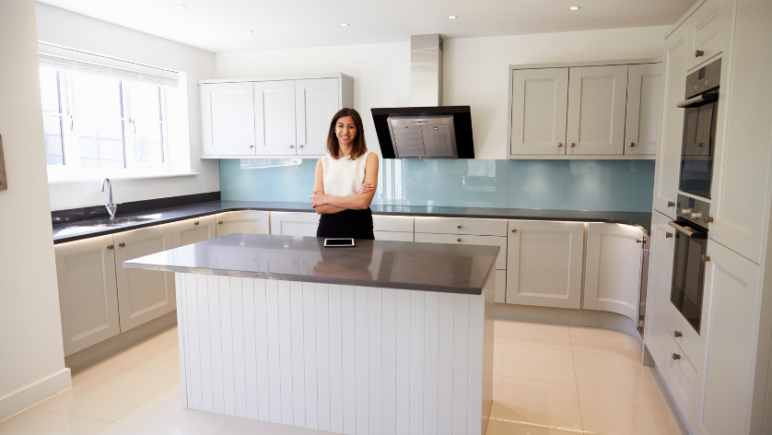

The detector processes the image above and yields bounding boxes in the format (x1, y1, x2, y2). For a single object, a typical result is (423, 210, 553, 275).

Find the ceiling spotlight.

(177, 4, 187, 9)
(569, 6, 581, 10)
(340, 23, 350, 27)
(448, 15, 458, 19)
(244, 30, 254, 34)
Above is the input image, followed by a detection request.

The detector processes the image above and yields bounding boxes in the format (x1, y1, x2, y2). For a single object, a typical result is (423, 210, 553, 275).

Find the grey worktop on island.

(124, 233, 499, 295)
(52, 200, 652, 244)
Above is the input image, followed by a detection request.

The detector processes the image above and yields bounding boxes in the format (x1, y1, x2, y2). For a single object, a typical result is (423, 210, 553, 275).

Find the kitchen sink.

(73, 216, 159, 228)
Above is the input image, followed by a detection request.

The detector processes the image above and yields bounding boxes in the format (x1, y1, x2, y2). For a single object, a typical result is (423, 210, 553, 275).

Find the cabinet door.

(509, 68, 569, 155)
(505, 220, 584, 308)
(172, 215, 216, 247)
(625, 64, 663, 156)
(688, 0, 727, 71)
(296, 78, 339, 156)
(583, 223, 643, 321)
(697, 241, 760, 435)
(215, 210, 270, 237)
(55, 235, 120, 356)
(255, 80, 296, 156)
(200, 82, 256, 156)
(114, 225, 176, 332)
(653, 21, 690, 218)
(566, 65, 628, 155)
(643, 211, 676, 369)
(269, 211, 320, 236)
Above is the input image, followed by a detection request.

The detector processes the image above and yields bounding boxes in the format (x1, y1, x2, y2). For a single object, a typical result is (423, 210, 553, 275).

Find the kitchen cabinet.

(643, 211, 676, 370)
(55, 234, 120, 356)
(215, 210, 270, 237)
(687, 0, 729, 72)
(269, 211, 320, 236)
(172, 215, 217, 247)
(414, 216, 507, 236)
(505, 220, 584, 309)
(664, 333, 699, 421)
(566, 65, 628, 155)
(509, 68, 569, 155)
(200, 74, 353, 159)
(583, 223, 644, 322)
(652, 20, 689, 218)
(625, 63, 663, 156)
(113, 224, 176, 332)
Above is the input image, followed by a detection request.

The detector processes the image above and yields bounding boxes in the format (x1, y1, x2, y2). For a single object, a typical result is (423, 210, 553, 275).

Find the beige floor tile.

(491, 376, 583, 432)
(573, 348, 640, 392)
(0, 408, 109, 435)
(568, 327, 642, 360)
(216, 416, 338, 434)
(495, 320, 572, 349)
(101, 327, 180, 375)
(578, 385, 635, 435)
(35, 366, 179, 423)
(486, 419, 588, 435)
(92, 424, 146, 435)
(502, 343, 576, 385)
(494, 339, 505, 376)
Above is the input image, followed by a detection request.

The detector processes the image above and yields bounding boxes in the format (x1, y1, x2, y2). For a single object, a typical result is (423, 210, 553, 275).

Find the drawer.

(667, 303, 701, 368)
(374, 231, 413, 242)
(414, 233, 506, 270)
(373, 215, 414, 232)
(665, 333, 698, 417)
(414, 217, 508, 236)
(688, 0, 725, 71)
(495, 270, 506, 303)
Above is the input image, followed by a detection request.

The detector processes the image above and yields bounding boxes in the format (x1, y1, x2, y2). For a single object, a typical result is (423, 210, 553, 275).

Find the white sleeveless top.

(321, 151, 372, 197)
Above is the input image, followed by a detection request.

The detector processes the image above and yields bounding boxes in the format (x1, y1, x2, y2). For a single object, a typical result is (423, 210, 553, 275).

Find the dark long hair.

(326, 108, 367, 160)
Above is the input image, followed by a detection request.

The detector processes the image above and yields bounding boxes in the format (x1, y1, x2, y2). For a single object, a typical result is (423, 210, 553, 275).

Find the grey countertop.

(124, 233, 499, 295)
(52, 200, 652, 244)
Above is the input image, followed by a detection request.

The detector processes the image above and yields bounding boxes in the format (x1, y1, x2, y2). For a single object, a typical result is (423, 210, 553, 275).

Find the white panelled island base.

(127, 234, 497, 435)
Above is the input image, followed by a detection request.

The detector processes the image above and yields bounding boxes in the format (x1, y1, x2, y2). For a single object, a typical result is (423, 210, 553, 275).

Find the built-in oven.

(677, 58, 721, 199)
(669, 194, 710, 334)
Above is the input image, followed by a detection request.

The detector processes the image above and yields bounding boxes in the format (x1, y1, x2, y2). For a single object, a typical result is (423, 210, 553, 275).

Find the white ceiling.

(37, 0, 696, 53)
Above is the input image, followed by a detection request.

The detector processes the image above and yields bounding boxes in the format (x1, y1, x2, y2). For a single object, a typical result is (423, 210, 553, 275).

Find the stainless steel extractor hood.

(371, 34, 474, 159)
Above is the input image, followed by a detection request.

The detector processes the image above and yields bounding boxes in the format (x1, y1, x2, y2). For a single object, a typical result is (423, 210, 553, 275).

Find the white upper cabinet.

(215, 210, 270, 237)
(505, 220, 584, 309)
(583, 223, 643, 322)
(200, 82, 256, 156)
(200, 74, 353, 158)
(566, 65, 628, 156)
(255, 80, 296, 156)
(509, 68, 568, 155)
(625, 63, 663, 156)
(653, 20, 690, 218)
(643, 211, 676, 370)
(687, 0, 728, 72)
(295, 78, 339, 156)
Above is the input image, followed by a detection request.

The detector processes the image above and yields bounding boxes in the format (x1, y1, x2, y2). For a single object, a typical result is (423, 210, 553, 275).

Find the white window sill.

(47, 171, 199, 185)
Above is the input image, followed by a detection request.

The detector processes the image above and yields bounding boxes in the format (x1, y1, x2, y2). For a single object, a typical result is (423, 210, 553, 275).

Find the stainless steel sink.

(73, 216, 158, 228)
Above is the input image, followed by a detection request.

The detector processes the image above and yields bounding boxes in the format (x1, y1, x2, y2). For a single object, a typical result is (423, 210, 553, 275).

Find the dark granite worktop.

(52, 200, 652, 244)
(124, 233, 499, 295)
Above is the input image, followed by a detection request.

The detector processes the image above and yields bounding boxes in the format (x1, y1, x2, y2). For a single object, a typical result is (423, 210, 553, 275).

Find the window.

(39, 66, 168, 170)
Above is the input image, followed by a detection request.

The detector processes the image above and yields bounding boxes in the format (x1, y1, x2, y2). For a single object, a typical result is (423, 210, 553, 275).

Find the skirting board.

(494, 303, 642, 346)
(0, 368, 71, 422)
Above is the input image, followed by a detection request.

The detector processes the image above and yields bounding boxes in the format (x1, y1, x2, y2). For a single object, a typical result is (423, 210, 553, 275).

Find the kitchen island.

(124, 233, 496, 435)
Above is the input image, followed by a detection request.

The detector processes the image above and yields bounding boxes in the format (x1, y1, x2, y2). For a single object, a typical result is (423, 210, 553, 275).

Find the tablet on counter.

(323, 238, 356, 248)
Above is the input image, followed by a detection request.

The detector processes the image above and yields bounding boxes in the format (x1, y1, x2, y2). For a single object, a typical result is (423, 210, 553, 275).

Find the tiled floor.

(0, 320, 684, 435)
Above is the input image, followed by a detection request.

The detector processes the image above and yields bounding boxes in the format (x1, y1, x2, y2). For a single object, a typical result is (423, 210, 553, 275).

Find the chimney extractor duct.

(371, 34, 474, 159)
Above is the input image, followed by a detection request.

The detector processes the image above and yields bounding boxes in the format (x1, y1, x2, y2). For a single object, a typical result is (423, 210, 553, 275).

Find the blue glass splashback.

(219, 158, 655, 212)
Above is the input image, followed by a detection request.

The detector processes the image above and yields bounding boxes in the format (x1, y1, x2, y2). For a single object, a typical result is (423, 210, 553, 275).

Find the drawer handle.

(674, 331, 682, 338)
(570, 143, 576, 147)
(557, 143, 563, 147)
(701, 255, 711, 262)
(194, 221, 200, 226)
(118, 243, 126, 248)
(457, 225, 462, 229)
(249, 145, 254, 148)
(457, 238, 462, 242)
(668, 201, 675, 207)
(107, 244, 114, 250)
(695, 49, 705, 57)
(511, 229, 517, 233)
(666, 232, 673, 238)
(630, 142, 635, 147)
(636, 238, 643, 243)
(673, 353, 681, 360)
(218, 221, 224, 225)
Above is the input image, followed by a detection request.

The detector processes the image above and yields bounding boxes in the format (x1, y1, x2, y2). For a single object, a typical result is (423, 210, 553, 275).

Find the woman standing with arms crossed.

(310, 108, 379, 239)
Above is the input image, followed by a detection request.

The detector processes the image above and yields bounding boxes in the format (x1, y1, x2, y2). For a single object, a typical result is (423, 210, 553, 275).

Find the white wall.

(216, 26, 668, 159)
(0, 0, 71, 421)
(35, 3, 219, 210)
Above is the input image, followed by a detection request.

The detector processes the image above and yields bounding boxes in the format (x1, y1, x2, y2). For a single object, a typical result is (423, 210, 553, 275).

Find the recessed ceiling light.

(244, 30, 254, 34)
(340, 23, 350, 27)
(569, 6, 581, 10)
(177, 4, 187, 9)
(448, 15, 458, 19)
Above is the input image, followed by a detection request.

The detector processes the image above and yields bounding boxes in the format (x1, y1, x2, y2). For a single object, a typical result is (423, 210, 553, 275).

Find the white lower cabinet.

(415, 232, 507, 270)
(644, 211, 676, 369)
(215, 210, 269, 236)
(172, 215, 217, 247)
(505, 220, 584, 308)
(665, 334, 698, 419)
(54, 234, 120, 356)
(583, 223, 644, 321)
(113, 224, 177, 332)
(269, 211, 320, 236)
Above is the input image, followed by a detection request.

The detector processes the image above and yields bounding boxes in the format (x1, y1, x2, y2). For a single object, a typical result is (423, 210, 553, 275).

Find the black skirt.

(316, 208, 375, 240)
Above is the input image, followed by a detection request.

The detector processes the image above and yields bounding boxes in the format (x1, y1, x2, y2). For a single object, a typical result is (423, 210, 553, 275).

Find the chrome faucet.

(101, 178, 118, 218)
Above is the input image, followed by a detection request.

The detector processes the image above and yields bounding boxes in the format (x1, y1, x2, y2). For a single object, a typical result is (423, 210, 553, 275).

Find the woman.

(310, 108, 379, 239)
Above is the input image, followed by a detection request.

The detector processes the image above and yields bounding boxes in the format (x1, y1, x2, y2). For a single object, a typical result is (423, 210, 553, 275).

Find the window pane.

(70, 73, 125, 169)
(128, 122, 164, 166)
(43, 116, 64, 165)
(39, 67, 65, 165)
(39, 67, 62, 115)
(126, 82, 165, 168)
(127, 82, 162, 122)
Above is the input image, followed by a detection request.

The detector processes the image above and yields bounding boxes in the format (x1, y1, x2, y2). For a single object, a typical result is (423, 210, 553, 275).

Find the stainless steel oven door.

(669, 220, 708, 334)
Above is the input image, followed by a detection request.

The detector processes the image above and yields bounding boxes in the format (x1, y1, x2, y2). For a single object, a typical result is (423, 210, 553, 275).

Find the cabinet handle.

(194, 221, 200, 226)
(511, 229, 517, 233)
(698, 142, 705, 148)
(557, 143, 563, 147)
(299, 144, 304, 148)
(249, 145, 254, 148)
(570, 143, 576, 147)
(701, 255, 711, 262)
(457, 238, 462, 242)
(457, 225, 462, 229)
(666, 232, 673, 238)
(289, 145, 294, 148)
(672, 353, 681, 360)
(118, 243, 126, 248)
(695, 50, 705, 57)
(674, 331, 682, 338)
(107, 244, 114, 250)
(630, 142, 635, 147)
(667, 201, 676, 207)
(218, 221, 224, 225)
(636, 238, 643, 243)
(706, 216, 714, 223)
